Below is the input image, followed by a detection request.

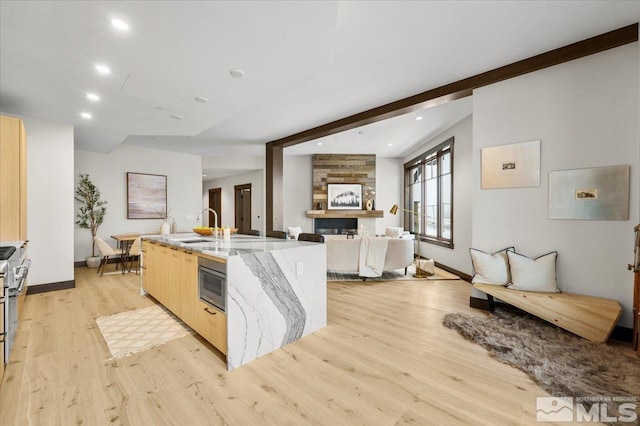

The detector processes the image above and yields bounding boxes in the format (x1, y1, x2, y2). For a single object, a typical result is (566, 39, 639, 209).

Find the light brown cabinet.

(142, 242, 226, 354)
(0, 115, 27, 241)
(176, 250, 197, 329)
(194, 299, 227, 355)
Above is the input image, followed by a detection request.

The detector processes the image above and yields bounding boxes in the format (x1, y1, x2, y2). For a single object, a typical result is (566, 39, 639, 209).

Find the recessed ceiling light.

(81, 112, 92, 119)
(95, 64, 111, 74)
(111, 18, 129, 31)
(195, 96, 208, 103)
(229, 69, 245, 78)
(388, 143, 393, 146)
(203, 174, 207, 177)
(415, 116, 423, 121)
(86, 93, 100, 101)
(317, 142, 323, 146)
(171, 114, 183, 120)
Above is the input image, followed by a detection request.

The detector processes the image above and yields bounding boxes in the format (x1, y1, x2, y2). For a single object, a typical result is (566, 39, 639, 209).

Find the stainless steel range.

(0, 242, 30, 364)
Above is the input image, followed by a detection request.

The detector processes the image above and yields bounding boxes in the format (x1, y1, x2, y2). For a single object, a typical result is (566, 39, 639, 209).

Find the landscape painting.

(127, 172, 167, 219)
(327, 183, 362, 210)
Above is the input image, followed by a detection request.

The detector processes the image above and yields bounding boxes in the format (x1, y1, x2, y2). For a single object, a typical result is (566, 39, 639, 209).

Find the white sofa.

(326, 236, 414, 276)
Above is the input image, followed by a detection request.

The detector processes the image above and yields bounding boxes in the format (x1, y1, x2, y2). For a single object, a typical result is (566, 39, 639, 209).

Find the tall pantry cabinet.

(0, 115, 28, 366)
(0, 115, 27, 241)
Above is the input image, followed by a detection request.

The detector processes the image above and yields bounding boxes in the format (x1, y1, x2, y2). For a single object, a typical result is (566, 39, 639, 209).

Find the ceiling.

(1, 1, 638, 167)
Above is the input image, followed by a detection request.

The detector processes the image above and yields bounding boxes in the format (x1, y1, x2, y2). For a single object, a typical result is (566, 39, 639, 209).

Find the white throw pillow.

(287, 226, 303, 239)
(507, 251, 559, 293)
(469, 247, 515, 286)
(385, 227, 403, 238)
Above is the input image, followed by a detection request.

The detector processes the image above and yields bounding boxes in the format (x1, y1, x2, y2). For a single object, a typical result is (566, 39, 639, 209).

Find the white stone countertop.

(141, 233, 319, 258)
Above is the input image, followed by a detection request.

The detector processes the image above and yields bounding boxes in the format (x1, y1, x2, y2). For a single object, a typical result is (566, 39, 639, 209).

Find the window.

(404, 138, 453, 248)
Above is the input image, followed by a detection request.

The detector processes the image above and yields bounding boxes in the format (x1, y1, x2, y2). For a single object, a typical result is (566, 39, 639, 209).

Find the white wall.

(74, 145, 202, 261)
(283, 155, 314, 233)
(374, 157, 404, 235)
(19, 116, 75, 286)
(403, 114, 473, 274)
(202, 170, 264, 233)
(472, 43, 639, 327)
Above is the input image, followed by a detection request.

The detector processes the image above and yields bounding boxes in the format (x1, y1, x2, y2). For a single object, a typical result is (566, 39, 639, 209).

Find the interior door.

(234, 184, 252, 232)
(208, 188, 221, 228)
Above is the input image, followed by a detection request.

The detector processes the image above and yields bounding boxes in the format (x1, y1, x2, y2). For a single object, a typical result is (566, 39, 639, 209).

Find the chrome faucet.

(196, 208, 218, 238)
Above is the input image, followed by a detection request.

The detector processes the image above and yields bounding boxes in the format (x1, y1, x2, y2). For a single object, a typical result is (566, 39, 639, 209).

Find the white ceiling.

(1, 1, 638, 165)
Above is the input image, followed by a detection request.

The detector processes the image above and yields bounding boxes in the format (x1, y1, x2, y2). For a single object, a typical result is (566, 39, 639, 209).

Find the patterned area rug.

(96, 304, 194, 360)
(327, 265, 459, 281)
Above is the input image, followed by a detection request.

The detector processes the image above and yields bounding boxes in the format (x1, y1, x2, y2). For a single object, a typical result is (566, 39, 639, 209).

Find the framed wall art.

(127, 172, 167, 219)
(327, 183, 362, 210)
(548, 165, 629, 220)
(481, 140, 541, 189)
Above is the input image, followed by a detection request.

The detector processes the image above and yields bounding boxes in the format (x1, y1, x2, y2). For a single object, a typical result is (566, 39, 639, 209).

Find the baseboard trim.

(74, 258, 120, 268)
(434, 261, 472, 283)
(610, 326, 633, 343)
(27, 280, 75, 295)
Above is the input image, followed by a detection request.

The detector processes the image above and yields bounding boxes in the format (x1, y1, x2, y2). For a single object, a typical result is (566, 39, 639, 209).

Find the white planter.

(86, 256, 101, 268)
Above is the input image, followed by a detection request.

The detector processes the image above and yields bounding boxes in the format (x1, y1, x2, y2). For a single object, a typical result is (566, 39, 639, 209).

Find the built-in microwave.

(198, 257, 226, 312)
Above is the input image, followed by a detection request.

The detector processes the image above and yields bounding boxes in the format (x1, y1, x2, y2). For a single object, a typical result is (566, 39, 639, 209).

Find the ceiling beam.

(269, 22, 638, 148)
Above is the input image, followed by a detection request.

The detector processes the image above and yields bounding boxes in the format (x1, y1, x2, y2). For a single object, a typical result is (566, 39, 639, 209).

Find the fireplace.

(314, 218, 357, 235)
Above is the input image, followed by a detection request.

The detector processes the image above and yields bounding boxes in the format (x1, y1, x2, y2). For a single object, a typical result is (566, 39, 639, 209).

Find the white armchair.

(326, 237, 414, 275)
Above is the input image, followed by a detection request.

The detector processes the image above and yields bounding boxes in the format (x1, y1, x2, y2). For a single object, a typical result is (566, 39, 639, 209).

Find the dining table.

(111, 233, 141, 254)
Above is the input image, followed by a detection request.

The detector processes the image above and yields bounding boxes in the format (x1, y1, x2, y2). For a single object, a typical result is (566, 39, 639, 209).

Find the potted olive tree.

(75, 174, 107, 268)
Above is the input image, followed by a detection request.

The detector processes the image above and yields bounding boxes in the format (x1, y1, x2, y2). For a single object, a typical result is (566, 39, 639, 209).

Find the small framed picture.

(327, 183, 362, 210)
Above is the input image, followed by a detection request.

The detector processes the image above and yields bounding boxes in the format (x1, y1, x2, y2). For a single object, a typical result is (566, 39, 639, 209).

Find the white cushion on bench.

(470, 247, 514, 286)
(507, 251, 559, 293)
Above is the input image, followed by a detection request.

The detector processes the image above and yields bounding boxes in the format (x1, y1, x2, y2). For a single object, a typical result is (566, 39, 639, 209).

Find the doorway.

(208, 188, 221, 227)
(234, 183, 252, 233)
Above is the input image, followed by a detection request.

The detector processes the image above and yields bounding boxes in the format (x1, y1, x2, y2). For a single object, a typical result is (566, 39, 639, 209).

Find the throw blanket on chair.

(358, 236, 389, 277)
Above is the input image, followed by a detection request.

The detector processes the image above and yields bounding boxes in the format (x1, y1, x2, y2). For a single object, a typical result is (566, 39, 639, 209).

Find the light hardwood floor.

(1, 268, 574, 425)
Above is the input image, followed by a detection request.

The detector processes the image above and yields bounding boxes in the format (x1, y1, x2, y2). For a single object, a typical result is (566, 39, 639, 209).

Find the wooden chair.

(240, 230, 260, 236)
(298, 233, 325, 243)
(266, 230, 287, 239)
(127, 236, 142, 274)
(94, 236, 125, 276)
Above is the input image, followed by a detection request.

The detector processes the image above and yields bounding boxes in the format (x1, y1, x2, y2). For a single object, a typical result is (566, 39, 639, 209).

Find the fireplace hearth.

(314, 218, 357, 235)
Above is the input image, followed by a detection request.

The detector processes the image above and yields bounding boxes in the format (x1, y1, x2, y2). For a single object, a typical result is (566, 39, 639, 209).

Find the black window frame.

(403, 137, 454, 249)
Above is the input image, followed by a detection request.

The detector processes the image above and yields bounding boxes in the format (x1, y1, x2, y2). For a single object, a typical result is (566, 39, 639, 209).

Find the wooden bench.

(473, 284, 622, 343)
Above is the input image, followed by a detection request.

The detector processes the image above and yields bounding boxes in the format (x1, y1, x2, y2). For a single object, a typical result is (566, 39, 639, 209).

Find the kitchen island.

(141, 233, 326, 370)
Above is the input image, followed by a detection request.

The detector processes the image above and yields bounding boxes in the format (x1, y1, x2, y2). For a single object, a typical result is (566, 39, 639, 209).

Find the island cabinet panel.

(194, 299, 227, 355)
(176, 250, 197, 329)
(156, 245, 171, 307)
(142, 241, 157, 294)
(163, 246, 181, 313)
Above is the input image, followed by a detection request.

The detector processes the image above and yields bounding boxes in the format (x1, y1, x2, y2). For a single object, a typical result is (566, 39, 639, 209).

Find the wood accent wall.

(312, 154, 376, 208)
